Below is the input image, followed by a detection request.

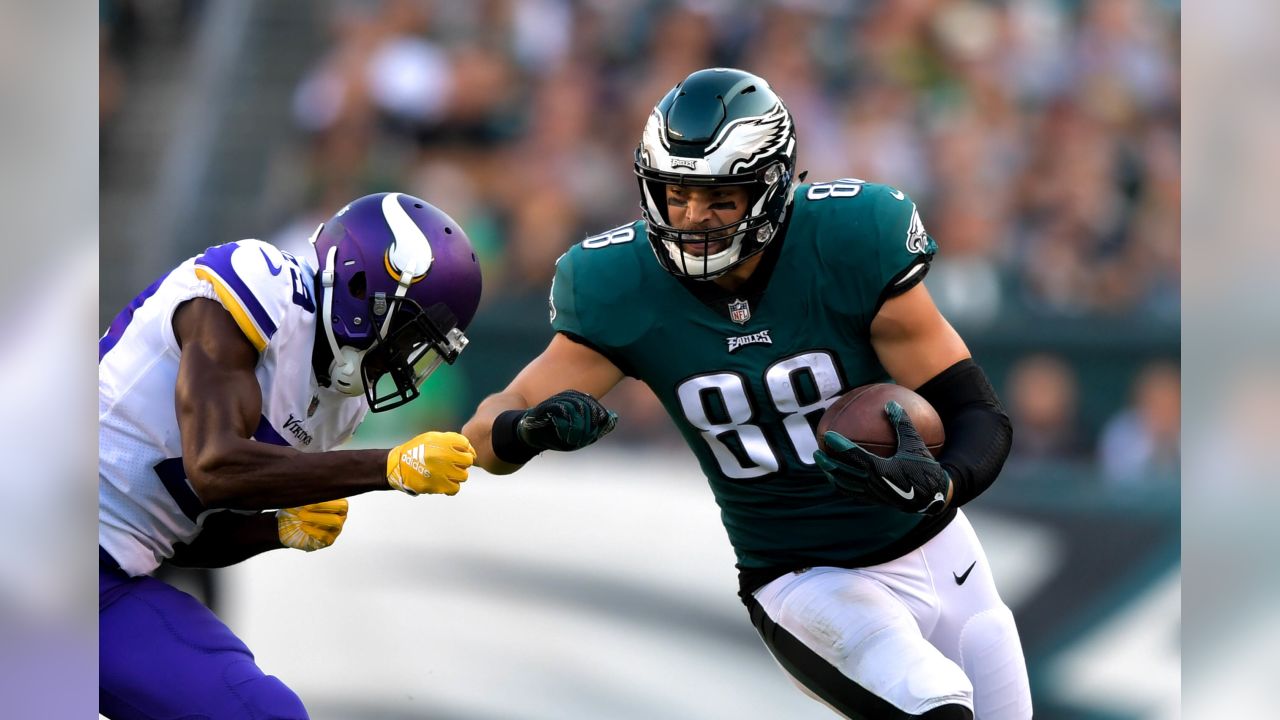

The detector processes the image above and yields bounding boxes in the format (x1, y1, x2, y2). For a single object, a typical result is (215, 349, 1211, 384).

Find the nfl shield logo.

(728, 298, 751, 325)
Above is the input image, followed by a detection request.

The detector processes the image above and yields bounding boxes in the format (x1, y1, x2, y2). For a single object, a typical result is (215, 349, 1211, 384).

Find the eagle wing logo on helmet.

(706, 103, 793, 174)
(643, 108, 673, 155)
(641, 110, 704, 174)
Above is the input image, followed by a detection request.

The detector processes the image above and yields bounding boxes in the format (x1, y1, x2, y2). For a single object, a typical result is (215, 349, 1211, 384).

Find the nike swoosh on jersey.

(260, 248, 283, 276)
(881, 476, 914, 500)
(194, 243, 280, 349)
(954, 561, 977, 585)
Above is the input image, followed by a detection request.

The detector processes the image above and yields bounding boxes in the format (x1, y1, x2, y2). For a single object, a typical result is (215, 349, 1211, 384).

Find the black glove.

(812, 400, 952, 515)
(516, 390, 618, 452)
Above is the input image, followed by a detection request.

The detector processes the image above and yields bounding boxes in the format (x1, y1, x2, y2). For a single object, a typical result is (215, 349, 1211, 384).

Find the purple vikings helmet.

(311, 192, 482, 412)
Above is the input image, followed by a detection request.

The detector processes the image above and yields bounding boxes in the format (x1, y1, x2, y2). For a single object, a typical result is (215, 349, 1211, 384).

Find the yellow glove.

(387, 431, 476, 496)
(277, 499, 349, 552)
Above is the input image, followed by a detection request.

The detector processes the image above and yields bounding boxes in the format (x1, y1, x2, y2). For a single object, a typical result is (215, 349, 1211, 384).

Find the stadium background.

(99, 1, 1179, 718)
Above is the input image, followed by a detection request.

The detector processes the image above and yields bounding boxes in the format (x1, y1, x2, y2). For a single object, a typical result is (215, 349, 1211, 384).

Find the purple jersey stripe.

(99, 271, 170, 362)
(252, 415, 291, 447)
(194, 243, 279, 341)
(153, 457, 206, 522)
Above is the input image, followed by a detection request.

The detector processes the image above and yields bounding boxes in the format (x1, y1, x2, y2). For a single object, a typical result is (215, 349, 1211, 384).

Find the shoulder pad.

(795, 179, 936, 259)
(550, 220, 656, 347)
(792, 179, 937, 321)
(193, 239, 314, 351)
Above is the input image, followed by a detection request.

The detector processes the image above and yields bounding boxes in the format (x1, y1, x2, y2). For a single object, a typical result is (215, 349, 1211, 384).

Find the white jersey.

(99, 239, 368, 576)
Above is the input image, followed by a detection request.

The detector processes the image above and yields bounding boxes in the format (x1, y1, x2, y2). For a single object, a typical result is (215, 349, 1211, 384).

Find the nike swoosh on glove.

(517, 390, 618, 452)
(812, 400, 953, 515)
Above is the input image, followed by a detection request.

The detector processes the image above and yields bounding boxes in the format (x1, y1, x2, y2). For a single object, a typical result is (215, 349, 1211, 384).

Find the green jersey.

(550, 180, 956, 595)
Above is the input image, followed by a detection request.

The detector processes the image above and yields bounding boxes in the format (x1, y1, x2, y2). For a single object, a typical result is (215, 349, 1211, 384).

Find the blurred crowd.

(101, 0, 1180, 484)
(262, 0, 1180, 319)
(1004, 354, 1179, 485)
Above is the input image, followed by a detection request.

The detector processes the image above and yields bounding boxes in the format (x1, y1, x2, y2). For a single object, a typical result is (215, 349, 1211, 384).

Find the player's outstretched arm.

(463, 333, 624, 475)
(174, 298, 473, 509)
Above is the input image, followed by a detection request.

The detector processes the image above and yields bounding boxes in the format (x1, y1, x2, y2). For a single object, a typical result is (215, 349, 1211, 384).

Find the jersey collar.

(676, 215, 790, 318)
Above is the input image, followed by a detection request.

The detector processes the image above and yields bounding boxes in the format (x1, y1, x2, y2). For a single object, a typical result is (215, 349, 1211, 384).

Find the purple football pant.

(99, 563, 309, 720)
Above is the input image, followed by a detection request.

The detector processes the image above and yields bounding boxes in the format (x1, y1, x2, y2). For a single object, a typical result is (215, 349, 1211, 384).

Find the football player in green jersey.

(463, 68, 1032, 719)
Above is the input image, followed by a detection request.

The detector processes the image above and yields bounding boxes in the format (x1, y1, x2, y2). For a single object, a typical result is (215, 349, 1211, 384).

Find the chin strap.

(378, 274, 415, 339)
(320, 245, 362, 396)
(673, 234, 743, 278)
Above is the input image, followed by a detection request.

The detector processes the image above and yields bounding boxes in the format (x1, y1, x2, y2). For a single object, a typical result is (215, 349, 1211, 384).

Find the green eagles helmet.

(634, 67, 798, 280)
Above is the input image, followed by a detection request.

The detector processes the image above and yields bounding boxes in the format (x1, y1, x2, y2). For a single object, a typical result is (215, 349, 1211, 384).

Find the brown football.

(816, 384, 945, 458)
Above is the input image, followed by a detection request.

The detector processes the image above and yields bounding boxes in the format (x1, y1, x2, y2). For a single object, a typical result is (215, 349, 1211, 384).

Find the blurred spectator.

(291, 1, 523, 194)
(1122, 118, 1181, 319)
(1004, 353, 1087, 465)
(504, 182, 579, 291)
(497, 63, 608, 289)
(1184, 361, 1277, 507)
(744, 3, 847, 182)
(292, 0, 447, 139)
(290, 5, 389, 193)
(1014, 102, 1129, 315)
(99, 1, 131, 128)
(839, 82, 930, 193)
(268, 176, 361, 263)
(624, 2, 721, 127)
(504, 0, 575, 77)
(1071, 0, 1177, 124)
(1098, 362, 1180, 486)
(404, 156, 507, 283)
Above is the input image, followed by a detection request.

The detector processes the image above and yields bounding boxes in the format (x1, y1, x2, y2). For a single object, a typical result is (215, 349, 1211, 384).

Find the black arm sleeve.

(166, 511, 284, 569)
(914, 359, 1012, 507)
(491, 409, 540, 465)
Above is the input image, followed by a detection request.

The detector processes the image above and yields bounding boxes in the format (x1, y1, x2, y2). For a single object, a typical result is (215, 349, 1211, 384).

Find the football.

(816, 384, 945, 458)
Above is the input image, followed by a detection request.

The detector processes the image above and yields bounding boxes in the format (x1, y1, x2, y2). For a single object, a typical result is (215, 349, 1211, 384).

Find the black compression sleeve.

(914, 359, 1012, 507)
(491, 409, 540, 465)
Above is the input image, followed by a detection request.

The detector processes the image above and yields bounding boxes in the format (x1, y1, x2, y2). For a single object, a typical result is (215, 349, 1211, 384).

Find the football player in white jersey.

(99, 193, 483, 719)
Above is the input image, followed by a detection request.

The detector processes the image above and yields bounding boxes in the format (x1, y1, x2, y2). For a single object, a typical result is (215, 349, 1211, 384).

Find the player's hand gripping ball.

(812, 384, 951, 515)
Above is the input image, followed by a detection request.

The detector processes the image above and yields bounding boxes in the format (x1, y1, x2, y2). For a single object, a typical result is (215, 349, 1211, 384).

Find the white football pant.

(749, 510, 1032, 719)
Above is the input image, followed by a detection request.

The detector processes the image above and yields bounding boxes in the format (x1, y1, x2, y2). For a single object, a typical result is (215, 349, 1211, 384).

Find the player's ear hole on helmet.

(347, 271, 366, 300)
